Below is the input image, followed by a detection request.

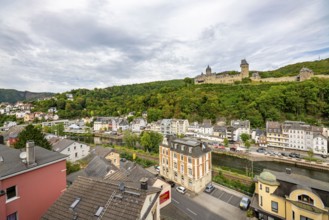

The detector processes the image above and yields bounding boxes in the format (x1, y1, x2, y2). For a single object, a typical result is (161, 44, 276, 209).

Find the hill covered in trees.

(34, 77, 329, 128)
(257, 58, 329, 78)
(0, 89, 53, 103)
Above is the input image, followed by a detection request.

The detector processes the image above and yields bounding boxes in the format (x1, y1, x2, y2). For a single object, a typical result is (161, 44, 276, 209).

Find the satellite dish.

(19, 152, 27, 160)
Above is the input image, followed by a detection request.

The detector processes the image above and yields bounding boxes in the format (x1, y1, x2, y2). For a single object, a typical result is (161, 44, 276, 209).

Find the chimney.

(26, 141, 36, 166)
(0, 135, 4, 145)
(285, 168, 291, 175)
(140, 177, 148, 190)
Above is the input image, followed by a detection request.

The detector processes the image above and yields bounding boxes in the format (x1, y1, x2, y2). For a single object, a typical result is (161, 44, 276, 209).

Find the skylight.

(70, 198, 81, 209)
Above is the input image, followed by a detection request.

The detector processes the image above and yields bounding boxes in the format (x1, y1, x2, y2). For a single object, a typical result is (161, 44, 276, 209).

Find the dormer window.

(189, 147, 192, 153)
(181, 145, 185, 151)
(298, 194, 314, 205)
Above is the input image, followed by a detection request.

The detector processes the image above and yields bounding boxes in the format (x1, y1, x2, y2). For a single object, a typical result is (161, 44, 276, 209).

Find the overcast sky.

(0, 0, 328, 93)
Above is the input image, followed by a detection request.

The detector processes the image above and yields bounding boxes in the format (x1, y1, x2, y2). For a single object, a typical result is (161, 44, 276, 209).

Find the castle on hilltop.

(195, 59, 249, 84)
(194, 59, 321, 85)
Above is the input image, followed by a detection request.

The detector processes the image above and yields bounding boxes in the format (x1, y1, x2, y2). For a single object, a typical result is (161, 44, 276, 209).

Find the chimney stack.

(26, 141, 36, 166)
(140, 177, 148, 190)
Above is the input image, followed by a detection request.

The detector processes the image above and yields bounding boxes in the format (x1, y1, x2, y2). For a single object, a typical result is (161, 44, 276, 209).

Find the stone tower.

(240, 59, 249, 78)
(206, 65, 212, 75)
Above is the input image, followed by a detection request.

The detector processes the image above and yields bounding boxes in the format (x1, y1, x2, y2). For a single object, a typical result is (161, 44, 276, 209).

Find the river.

(212, 153, 329, 182)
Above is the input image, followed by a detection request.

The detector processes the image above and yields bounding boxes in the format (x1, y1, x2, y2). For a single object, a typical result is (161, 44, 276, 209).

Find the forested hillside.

(258, 58, 329, 78)
(34, 78, 329, 128)
(0, 89, 53, 103)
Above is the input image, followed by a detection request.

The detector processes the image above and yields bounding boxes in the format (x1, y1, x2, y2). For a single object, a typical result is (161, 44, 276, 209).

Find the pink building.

(0, 142, 67, 220)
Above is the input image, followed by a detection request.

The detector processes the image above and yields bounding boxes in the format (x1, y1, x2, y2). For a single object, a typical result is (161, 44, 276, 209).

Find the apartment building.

(266, 121, 328, 155)
(251, 169, 329, 220)
(231, 120, 250, 141)
(0, 142, 67, 220)
(159, 137, 212, 193)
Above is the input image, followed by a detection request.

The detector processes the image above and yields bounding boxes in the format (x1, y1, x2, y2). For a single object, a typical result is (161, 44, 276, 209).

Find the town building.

(251, 169, 329, 220)
(50, 138, 90, 162)
(0, 142, 67, 220)
(231, 120, 251, 141)
(159, 137, 212, 193)
(131, 118, 147, 133)
(266, 121, 329, 156)
(43, 176, 162, 219)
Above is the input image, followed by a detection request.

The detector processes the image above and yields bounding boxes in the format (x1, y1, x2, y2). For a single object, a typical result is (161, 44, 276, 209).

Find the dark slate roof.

(213, 126, 226, 132)
(163, 137, 211, 158)
(51, 138, 75, 152)
(265, 170, 329, 207)
(92, 145, 114, 158)
(0, 144, 67, 180)
(67, 155, 118, 184)
(42, 176, 161, 220)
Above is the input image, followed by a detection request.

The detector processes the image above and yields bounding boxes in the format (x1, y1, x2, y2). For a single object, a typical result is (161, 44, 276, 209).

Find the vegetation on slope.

(258, 58, 329, 78)
(33, 77, 329, 128)
(0, 89, 53, 103)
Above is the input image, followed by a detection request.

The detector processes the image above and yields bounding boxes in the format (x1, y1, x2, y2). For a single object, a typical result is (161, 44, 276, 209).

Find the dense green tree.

(14, 124, 51, 150)
(123, 130, 139, 148)
(140, 131, 163, 153)
(240, 133, 250, 143)
(223, 138, 229, 148)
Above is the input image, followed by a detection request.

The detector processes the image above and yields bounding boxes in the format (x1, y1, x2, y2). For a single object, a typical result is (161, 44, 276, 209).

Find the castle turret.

(206, 65, 212, 75)
(240, 59, 249, 78)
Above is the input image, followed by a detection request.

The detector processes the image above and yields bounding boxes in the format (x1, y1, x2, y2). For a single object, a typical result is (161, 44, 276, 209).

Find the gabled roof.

(42, 176, 161, 220)
(67, 155, 118, 184)
(0, 144, 67, 180)
(51, 138, 75, 152)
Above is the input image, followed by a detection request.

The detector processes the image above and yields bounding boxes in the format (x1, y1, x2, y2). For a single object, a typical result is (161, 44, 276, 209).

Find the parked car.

(167, 181, 176, 188)
(230, 147, 237, 152)
(281, 152, 289, 157)
(204, 183, 215, 193)
(239, 197, 251, 210)
(289, 152, 300, 158)
(256, 148, 266, 153)
(176, 186, 186, 194)
(155, 166, 160, 172)
(321, 154, 328, 158)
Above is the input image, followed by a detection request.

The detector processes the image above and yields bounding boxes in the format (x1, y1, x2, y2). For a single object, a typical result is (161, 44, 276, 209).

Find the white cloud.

(0, 0, 328, 92)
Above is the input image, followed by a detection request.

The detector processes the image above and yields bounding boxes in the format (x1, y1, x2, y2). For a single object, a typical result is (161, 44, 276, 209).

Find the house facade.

(51, 138, 90, 162)
(0, 142, 67, 220)
(266, 121, 329, 155)
(251, 169, 329, 220)
(159, 137, 212, 193)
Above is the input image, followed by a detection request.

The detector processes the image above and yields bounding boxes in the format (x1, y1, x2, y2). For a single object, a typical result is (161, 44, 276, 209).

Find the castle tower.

(240, 59, 249, 78)
(206, 65, 212, 75)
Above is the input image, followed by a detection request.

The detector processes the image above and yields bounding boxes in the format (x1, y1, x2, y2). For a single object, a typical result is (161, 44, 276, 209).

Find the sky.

(0, 0, 328, 93)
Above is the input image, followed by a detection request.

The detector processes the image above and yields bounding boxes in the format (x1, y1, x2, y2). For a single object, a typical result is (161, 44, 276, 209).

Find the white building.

(313, 135, 328, 155)
(51, 138, 90, 162)
(231, 120, 250, 141)
(131, 118, 147, 133)
(171, 119, 189, 135)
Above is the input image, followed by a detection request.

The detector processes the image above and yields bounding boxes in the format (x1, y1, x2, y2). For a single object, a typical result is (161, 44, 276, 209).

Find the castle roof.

(241, 59, 248, 65)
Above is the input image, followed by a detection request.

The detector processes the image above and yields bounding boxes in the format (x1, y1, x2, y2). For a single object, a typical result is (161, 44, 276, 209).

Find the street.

(171, 186, 246, 220)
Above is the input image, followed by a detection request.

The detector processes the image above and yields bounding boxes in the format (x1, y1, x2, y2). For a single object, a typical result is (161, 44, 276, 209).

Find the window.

(80, 144, 82, 148)
(6, 186, 17, 201)
(188, 168, 192, 176)
(74, 146, 76, 150)
(180, 164, 184, 173)
(173, 153, 177, 159)
(180, 155, 184, 161)
(75, 152, 78, 158)
(300, 216, 313, 220)
(189, 147, 192, 153)
(188, 157, 192, 164)
(298, 194, 314, 205)
(260, 196, 263, 206)
(7, 212, 17, 220)
(292, 211, 295, 220)
(271, 201, 278, 213)
(266, 187, 269, 193)
(259, 184, 262, 190)
(68, 147, 70, 152)
(174, 162, 177, 169)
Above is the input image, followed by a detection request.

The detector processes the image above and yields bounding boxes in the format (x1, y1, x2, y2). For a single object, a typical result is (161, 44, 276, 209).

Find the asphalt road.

(171, 187, 246, 220)
(171, 189, 226, 220)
